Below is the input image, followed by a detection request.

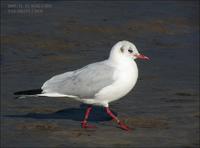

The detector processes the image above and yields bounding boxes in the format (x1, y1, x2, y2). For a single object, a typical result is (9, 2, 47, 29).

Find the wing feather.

(41, 61, 115, 98)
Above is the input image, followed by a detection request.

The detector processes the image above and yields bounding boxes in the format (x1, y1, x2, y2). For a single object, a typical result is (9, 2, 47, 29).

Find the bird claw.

(81, 121, 96, 128)
(118, 121, 130, 131)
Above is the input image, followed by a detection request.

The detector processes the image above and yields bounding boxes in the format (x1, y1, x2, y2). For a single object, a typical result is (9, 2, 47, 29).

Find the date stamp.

(7, 3, 52, 15)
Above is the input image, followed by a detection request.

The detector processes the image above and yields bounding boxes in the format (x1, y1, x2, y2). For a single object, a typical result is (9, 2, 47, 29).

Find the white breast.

(93, 60, 138, 106)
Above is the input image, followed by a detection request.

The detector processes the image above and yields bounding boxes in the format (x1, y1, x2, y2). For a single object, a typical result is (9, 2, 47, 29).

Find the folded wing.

(41, 61, 115, 98)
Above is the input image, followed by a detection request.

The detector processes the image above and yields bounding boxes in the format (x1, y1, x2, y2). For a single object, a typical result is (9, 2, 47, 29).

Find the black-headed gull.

(14, 40, 149, 131)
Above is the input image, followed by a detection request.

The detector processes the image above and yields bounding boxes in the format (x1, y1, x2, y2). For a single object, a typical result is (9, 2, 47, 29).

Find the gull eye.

(128, 49, 133, 53)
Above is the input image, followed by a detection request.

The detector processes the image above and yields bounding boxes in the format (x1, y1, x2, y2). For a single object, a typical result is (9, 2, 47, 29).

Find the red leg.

(81, 106, 96, 128)
(105, 107, 130, 131)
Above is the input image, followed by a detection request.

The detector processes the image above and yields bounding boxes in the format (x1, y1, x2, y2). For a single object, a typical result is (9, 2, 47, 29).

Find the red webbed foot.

(118, 121, 130, 131)
(81, 121, 96, 128)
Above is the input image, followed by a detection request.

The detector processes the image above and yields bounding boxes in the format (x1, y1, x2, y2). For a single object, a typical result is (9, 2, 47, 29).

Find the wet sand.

(1, 1, 199, 148)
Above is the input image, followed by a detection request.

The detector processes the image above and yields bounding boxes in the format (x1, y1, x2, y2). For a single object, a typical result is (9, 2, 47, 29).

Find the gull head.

(109, 40, 149, 62)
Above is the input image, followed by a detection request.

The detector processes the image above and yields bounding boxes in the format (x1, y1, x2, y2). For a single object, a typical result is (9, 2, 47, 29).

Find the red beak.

(134, 54, 150, 60)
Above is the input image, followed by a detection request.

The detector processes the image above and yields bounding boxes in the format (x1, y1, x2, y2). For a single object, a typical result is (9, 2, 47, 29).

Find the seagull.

(14, 40, 149, 131)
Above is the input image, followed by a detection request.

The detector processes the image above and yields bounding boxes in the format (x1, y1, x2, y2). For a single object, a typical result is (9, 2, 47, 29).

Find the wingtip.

(14, 89, 42, 95)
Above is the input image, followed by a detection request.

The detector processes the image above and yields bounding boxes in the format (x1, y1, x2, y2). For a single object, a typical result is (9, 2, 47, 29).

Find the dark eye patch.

(128, 49, 133, 53)
(120, 47, 124, 52)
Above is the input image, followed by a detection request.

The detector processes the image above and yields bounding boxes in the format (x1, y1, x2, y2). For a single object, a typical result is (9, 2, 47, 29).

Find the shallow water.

(1, 1, 199, 148)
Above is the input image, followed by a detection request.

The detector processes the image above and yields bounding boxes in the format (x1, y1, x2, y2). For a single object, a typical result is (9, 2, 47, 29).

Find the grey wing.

(41, 61, 115, 98)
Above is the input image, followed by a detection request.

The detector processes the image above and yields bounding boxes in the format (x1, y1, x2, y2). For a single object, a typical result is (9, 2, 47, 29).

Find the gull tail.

(14, 89, 42, 99)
